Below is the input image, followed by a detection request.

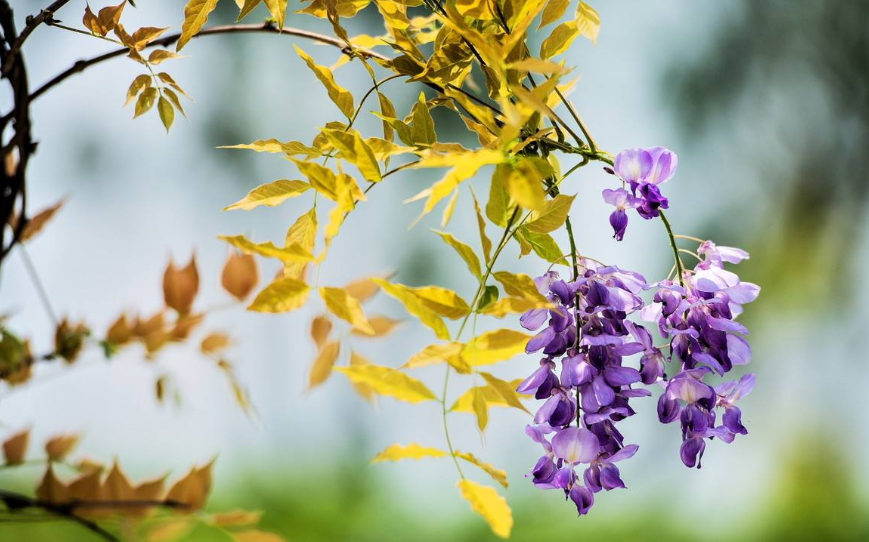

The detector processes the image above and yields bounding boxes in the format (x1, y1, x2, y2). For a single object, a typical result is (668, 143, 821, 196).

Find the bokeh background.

(2, 0, 868, 540)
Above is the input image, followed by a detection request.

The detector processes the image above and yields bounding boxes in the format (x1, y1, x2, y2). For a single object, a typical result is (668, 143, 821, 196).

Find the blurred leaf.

(310, 315, 333, 349)
(222, 252, 260, 301)
(576, 1, 601, 44)
(166, 459, 214, 510)
(352, 315, 400, 337)
(36, 465, 68, 504)
(45, 434, 80, 462)
(20, 198, 66, 242)
(343, 277, 380, 302)
(371, 443, 447, 463)
(2, 429, 29, 465)
(201, 333, 232, 355)
(539, 0, 570, 29)
(309, 341, 340, 389)
(163, 256, 199, 314)
(372, 279, 449, 340)
(450, 379, 527, 412)
(233, 530, 287, 542)
(454, 451, 508, 488)
(405, 342, 470, 373)
(211, 509, 263, 527)
(457, 480, 512, 538)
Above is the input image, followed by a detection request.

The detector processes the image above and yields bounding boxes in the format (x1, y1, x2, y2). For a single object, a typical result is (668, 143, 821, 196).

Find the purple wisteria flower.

(644, 241, 760, 468)
(603, 147, 678, 240)
(519, 262, 653, 516)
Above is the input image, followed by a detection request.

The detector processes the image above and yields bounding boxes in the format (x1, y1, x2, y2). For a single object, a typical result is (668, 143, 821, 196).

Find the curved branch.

(0, 0, 70, 77)
(30, 22, 390, 103)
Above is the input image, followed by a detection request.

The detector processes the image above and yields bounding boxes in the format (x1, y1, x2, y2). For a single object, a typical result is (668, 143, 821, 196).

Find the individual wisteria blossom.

(521, 145, 759, 518)
(603, 146, 679, 240)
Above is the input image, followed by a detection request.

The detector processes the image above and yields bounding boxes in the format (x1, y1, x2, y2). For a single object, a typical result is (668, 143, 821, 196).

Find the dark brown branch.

(0, 489, 118, 541)
(0, 0, 71, 77)
(30, 22, 390, 102)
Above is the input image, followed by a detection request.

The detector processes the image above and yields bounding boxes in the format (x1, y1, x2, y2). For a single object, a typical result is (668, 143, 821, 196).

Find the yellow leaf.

(372, 279, 450, 340)
(343, 277, 380, 302)
(220, 139, 322, 156)
(148, 49, 182, 65)
(408, 149, 504, 216)
(295, 45, 355, 119)
(493, 271, 549, 302)
(67, 468, 103, 508)
(469, 187, 493, 263)
(201, 333, 232, 354)
(450, 379, 527, 413)
(456, 480, 513, 538)
(130, 27, 169, 49)
(2, 430, 29, 465)
(478, 372, 530, 414)
(454, 451, 508, 488)
(263, 0, 288, 29)
(322, 129, 381, 182)
(540, 20, 579, 59)
(224, 180, 311, 211)
(177, 0, 219, 51)
(539, 0, 570, 28)
(158, 96, 175, 132)
(166, 459, 214, 510)
(163, 255, 199, 314)
(335, 364, 437, 403)
(441, 189, 459, 228)
(404, 342, 470, 373)
(237, 0, 263, 21)
(284, 208, 318, 279)
(212, 509, 263, 527)
(135, 87, 158, 118)
(233, 530, 287, 542)
(219, 234, 314, 264)
(410, 285, 472, 319)
(45, 434, 80, 462)
(348, 351, 377, 402)
(248, 277, 311, 313)
(319, 287, 375, 335)
(147, 519, 196, 542)
(371, 443, 447, 463)
(433, 230, 481, 278)
(125, 74, 151, 107)
(310, 315, 332, 349)
(508, 57, 566, 75)
(505, 161, 546, 212)
(526, 194, 575, 233)
(293, 160, 339, 201)
(222, 252, 260, 301)
(352, 315, 400, 337)
(462, 329, 532, 366)
(411, 92, 436, 146)
(576, 1, 602, 44)
(309, 341, 340, 389)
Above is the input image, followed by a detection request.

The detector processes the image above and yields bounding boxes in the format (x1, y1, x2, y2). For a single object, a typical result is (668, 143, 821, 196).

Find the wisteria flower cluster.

(519, 147, 759, 516)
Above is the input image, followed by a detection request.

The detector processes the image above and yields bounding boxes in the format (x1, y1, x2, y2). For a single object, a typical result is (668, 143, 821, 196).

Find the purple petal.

(551, 427, 600, 465)
(680, 437, 706, 468)
(607, 444, 639, 463)
(614, 148, 653, 183)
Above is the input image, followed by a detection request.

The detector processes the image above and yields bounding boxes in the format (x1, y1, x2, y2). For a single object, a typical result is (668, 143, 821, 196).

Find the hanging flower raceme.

(644, 240, 760, 468)
(518, 263, 654, 516)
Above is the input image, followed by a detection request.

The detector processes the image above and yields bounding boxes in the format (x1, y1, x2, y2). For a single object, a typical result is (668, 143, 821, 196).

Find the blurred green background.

(2, 0, 868, 540)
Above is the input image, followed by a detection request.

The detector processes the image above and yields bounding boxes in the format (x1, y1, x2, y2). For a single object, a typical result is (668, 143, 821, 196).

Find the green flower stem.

(659, 210, 685, 286)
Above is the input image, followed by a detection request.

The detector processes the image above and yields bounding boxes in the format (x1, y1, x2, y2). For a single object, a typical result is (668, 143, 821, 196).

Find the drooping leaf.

(295, 46, 355, 119)
(372, 279, 450, 340)
(134, 87, 158, 118)
(576, 1, 602, 44)
(125, 74, 152, 107)
(220, 139, 322, 157)
(219, 235, 313, 264)
(371, 443, 447, 463)
(177, 0, 220, 51)
(19, 198, 66, 242)
(319, 287, 375, 335)
(148, 49, 182, 65)
(163, 256, 199, 314)
(457, 479, 513, 538)
(540, 20, 580, 59)
(539, 0, 570, 28)
(450, 379, 527, 413)
(352, 315, 401, 337)
(158, 96, 175, 132)
(470, 187, 493, 263)
(335, 364, 437, 403)
(221, 252, 260, 301)
(478, 372, 531, 414)
(309, 341, 340, 389)
(201, 333, 232, 355)
(493, 271, 549, 302)
(408, 149, 504, 217)
(310, 315, 333, 349)
(322, 129, 382, 182)
(404, 342, 470, 373)
(454, 451, 508, 488)
(45, 435, 80, 462)
(223, 180, 311, 211)
(165, 459, 214, 510)
(433, 230, 481, 278)
(248, 277, 311, 313)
